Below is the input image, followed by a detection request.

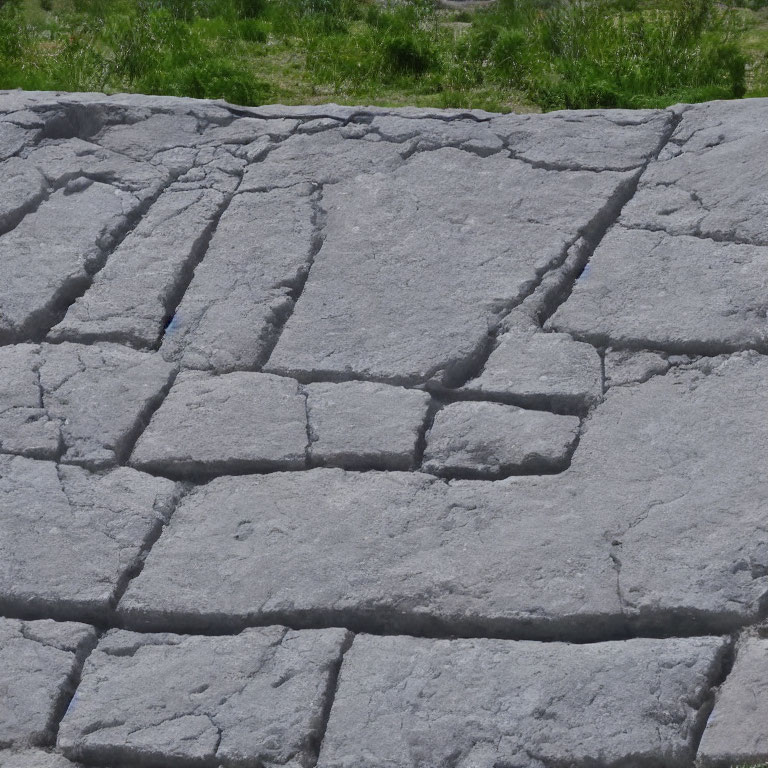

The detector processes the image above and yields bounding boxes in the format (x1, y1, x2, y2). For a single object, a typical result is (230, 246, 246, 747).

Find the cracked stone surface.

(0, 618, 95, 749)
(58, 626, 349, 768)
(0, 455, 177, 621)
(422, 401, 580, 479)
(697, 634, 768, 767)
(1, 91, 768, 768)
(319, 634, 727, 768)
(0, 342, 176, 467)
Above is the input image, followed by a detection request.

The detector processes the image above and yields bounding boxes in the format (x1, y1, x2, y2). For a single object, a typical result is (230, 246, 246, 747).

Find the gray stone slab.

(319, 634, 728, 768)
(306, 381, 430, 471)
(0, 345, 59, 460)
(0, 121, 32, 160)
(491, 108, 672, 171)
(95, 113, 202, 162)
(130, 371, 307, 478)
(39, 343, 175, 467)
(120, 353, 768, 638)
(58, 626, 350, 768)
(265, 149, 636, 386)
(0, 343, 174, 466)
(604, 348, 670, 388)
(422, 401, 580, 478)
(160, 187, 315, 372)
(0, 618, 96, 749)
(0, 456, 177, 621)
(0, 180, 141, 343)
(50, 186, 230, 347)
(239, 130, 408, 190)
(697, 635, 768, 767)
(0, 158, 46, 233)
(549, 226, 768, 353)
(369, 115, 504, 155)
(621, 99, 768, 245)
(460, 330, 602, 412)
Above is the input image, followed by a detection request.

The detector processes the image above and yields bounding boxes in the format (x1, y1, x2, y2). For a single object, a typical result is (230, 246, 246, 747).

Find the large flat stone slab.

(265, 149, 638, 386)
(58, 626, 350, 768)
(0, 456, 177, 622)
(697, 635, 768, 767)
(119, 353, 768, 638)
(0, 618, 96, 749)
(319, 634, 727, 768)
(549, 226, 768, 353)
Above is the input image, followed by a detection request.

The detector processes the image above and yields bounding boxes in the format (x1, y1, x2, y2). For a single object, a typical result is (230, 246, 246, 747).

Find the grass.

(0, 0, 766, 111)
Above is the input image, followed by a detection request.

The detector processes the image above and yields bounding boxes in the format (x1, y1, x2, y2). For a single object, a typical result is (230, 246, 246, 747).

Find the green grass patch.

(0, 0, 766, 111)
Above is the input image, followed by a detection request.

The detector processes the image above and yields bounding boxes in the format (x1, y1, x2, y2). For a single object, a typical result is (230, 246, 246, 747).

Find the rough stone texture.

(620, 99, 768, 244)
(0, 181, 140, 343)
(319, 634, 727, 768)
(492, 108, 673, 171)
(58, 626, 350, 768)
(0, 456, 177, 621)
(549, 226, 768, 353)
(50, 185, 231, 346)
(120, 353, 768, 638)
(697, 635, 768, 767)
(306, 381, 430, 471)
(461, 330, 603, 412)
(422, 401, 580, 478)
(130, 371, 307, 478)
(604, 347, 670, 388)
(160, 187, 316, 372)
(0, 618, 96, 749)
(265, 149, 637, 386)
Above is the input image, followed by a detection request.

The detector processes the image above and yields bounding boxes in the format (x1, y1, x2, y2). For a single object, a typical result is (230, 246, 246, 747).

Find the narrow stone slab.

(160, 187, 315, 372)
(0, 157, 46, 233)
(130, 371, 307, 478)
(621, 100, 768, 245)
(369, 115, 504, 155)
(120, 353, 768, 638)
(50, 186, 229, 346)
(95, 113, 202, 162)
(0, 345, 59, 460)
(491, 108, 672, 171)
(697, 636, 768, 767)
(41, 343, 176, 467)
(549, 226, 768, 353)
(58, 626, 350, 768)
(0, 751, 83, 767)
(422, 401, 580, 478)
(0, 180, 140, 343)
(0, 457, 177, 622)
(306, 381, 430, 471)
(461, 331, 602, 412)
(266, 150, 636, 386)
(319, 634, 727, 768)
(0, 618, 96, 749)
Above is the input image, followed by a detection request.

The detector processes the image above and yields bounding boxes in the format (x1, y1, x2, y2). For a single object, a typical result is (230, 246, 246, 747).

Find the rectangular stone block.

(0, 456, 178, 622)
(422, 401, 580, 479)
(306, 381, 430, 471)
(58, 626, 350, 768)
(460, 330, 603, 412)
(0, 618, 96, 749)
(130, 371, 307, 478)
(318, 634, 728, 768)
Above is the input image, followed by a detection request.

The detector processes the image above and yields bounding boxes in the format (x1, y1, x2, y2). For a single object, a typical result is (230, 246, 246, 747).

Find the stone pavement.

(0, 90, 767, 768)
